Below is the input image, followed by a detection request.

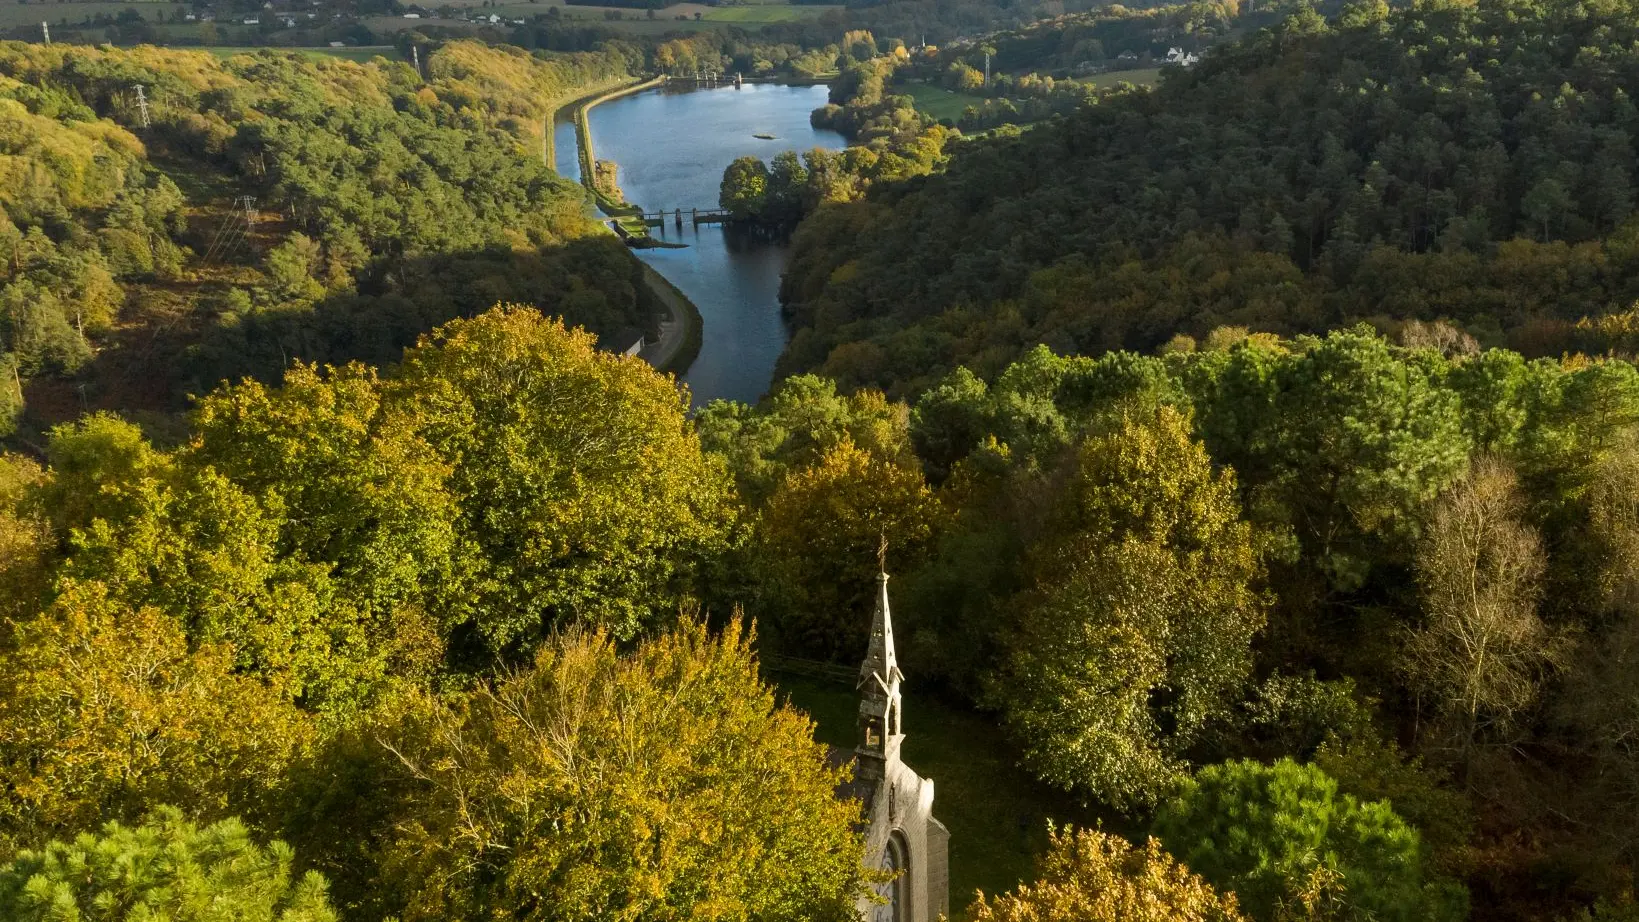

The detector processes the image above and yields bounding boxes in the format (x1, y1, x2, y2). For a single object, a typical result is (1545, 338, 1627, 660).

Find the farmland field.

(0, 2, 186, 28)
(702, 5, 838, 22)
(1084, 66, 1162, 89)
(898, 81, 988, 122)
(365, 0, 834, 32)
(205, 45, 403, 62)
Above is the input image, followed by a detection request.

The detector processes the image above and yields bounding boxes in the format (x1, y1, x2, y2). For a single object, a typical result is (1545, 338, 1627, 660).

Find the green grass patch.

(897, 81, 990, 123)
(774, 673, 1097, 917)
(204, 45, 402, 62)
(702, 4, 837, 22)
(592, 189, 643, 217)
(1084, 66, 1162, 89)
(0, 2, 187, 28)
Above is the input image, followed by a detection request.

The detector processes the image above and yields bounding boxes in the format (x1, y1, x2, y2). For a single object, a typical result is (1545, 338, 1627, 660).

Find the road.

(636, 262, 695, 374)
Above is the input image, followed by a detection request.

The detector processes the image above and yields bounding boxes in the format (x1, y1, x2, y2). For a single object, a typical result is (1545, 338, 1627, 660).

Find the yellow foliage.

(0, 91, 143, 213)
(0, 581, 314, 849)
(377, 618, 872, 922)
(427, 39, 633, 139)
(970, 827, 1246, 922)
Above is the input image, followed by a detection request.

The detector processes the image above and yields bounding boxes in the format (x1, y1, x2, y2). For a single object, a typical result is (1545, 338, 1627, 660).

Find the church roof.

(858, 572, 905, 693)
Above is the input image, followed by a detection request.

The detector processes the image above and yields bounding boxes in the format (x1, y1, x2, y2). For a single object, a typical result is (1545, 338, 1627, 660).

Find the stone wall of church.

(858, 760, 948, 922)
(926, 817, 950, 919)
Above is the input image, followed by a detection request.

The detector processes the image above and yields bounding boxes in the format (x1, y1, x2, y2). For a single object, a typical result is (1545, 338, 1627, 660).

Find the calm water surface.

(554, 83, 843, 405)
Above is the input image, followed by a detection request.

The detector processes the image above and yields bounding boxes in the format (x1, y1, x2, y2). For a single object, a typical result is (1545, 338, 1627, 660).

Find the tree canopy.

(0, 807, 337, 922)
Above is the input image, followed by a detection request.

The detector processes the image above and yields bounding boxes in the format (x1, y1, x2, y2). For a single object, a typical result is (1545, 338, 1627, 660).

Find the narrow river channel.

(553, 82, 844, 406)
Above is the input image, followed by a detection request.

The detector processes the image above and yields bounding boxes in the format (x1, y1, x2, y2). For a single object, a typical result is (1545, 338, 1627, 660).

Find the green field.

(776, 673, 1104, 917)
(360, 0, 833, 32)
(204, 45, 402, 62)
(702, 4, 838, 22)
(0, 2, 186, 28)
(1085, 66, 1162, 89)
(899, 81, 989, 122)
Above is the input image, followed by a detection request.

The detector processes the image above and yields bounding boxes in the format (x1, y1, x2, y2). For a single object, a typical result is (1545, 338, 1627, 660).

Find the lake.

(553, 82, 844, 406)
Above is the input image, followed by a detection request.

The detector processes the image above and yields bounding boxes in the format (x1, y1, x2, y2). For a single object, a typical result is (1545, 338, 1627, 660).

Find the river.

(553, 82, 844, 406)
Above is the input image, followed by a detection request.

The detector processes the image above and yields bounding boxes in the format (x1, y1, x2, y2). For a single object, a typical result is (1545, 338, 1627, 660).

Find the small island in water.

(753, 132, 777, 140)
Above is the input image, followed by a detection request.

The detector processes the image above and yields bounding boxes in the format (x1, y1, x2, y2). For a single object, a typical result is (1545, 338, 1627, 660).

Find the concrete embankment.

(572, 75, 668, 186)
(558, 76, 703, 380)
(541, 75, 635, 167)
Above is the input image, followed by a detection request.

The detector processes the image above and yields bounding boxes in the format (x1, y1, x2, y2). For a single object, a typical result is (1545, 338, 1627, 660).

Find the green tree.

(993, 407, 1265, 809)
(372, 619, 872, 922)
(188, 362, 461, 668)
(765, 149, 810, 226)
(389, 306, 732, 654)
(697, 373, 915, 503)
(1192, 329, 1470, 590)
(0, 807, 336, 922)
(264, 232, 326, 303)
(754, 438, 941, 659)
(719, 155, 770, 220)
(970, 826, 1246, 922)
(1153, 759, 1466, 922)
(0, 353, 20, 437)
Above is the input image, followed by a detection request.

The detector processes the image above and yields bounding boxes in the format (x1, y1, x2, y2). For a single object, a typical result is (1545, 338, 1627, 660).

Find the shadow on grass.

(773, 673, 1116, 919)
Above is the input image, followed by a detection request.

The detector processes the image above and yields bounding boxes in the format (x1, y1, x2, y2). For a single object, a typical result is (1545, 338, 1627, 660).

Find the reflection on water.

(554, 83, 843, 406)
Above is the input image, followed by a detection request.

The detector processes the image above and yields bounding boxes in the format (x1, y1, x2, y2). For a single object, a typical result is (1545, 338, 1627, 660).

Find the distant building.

(1116, 49, 1139, 63)
(842, 573, 949, 922)
(402, 12, 421, 18)
(241, 16, 259, 25)
(328, 40, 345, 46)
(1165, 46, 1201, 66)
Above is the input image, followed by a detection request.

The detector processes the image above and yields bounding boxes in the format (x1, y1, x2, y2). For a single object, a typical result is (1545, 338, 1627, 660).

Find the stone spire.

(857, 571, 905, 784)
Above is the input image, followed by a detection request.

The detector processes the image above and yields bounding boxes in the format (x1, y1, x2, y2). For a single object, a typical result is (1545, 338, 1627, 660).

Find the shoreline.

(571, 75, 669, 186)
(542, 74, 634, 168)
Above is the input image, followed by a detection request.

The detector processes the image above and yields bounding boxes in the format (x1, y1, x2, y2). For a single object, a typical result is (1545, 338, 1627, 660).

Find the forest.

(10, 2, 1639, 921)
(778, 0, 1639, 398)
(0, 39, 648, 440)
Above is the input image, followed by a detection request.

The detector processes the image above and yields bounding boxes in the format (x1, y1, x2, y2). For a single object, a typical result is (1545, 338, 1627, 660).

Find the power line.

(202, 196, 258, 264)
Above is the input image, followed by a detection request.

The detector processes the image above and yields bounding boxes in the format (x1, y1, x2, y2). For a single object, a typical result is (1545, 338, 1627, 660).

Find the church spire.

(857, 570, 905, 782)
(859, 571, 904, 693)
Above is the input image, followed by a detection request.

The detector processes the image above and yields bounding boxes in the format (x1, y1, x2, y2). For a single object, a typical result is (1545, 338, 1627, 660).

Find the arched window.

(874, 833, 908, 922)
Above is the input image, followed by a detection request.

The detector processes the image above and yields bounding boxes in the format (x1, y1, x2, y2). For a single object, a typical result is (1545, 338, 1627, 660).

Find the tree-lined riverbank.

(562, 81, 844, 404)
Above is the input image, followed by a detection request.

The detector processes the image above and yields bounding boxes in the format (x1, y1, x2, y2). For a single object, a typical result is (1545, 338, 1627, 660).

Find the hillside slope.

(779, 0, 1639, 395)
(0, 39, 640, 437)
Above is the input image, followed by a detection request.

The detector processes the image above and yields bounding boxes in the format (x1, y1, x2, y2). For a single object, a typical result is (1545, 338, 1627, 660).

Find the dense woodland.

(9, 3, 1639, 922)
(780, 0, 1639, 398)
(0, 39, 649, 439)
